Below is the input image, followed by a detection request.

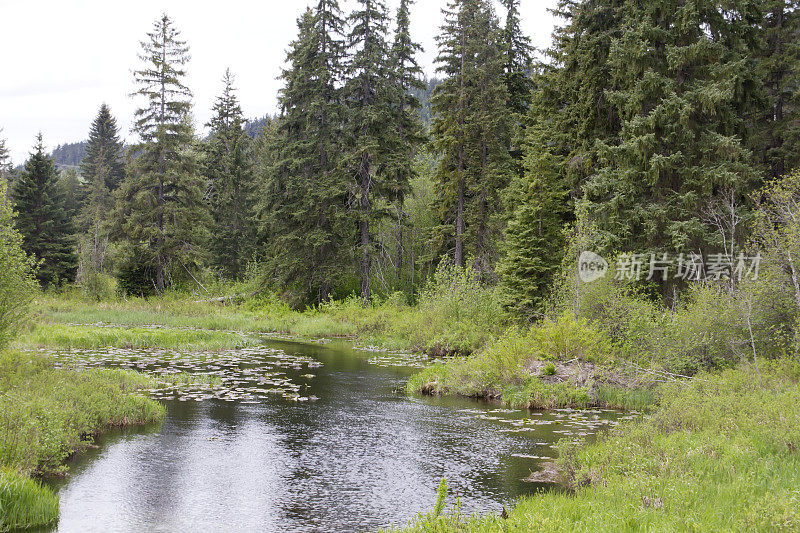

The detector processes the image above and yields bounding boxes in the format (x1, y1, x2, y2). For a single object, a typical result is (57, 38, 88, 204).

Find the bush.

(0, 182, 38, 349)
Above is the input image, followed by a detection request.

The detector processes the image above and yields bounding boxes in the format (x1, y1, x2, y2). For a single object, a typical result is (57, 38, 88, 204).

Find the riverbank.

(407, 313, 660, 411)
(0, 350, 166, 530)
(392, 360, 800, 532)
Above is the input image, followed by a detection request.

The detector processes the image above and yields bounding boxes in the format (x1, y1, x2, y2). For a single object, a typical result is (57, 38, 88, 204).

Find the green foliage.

(0, 468, 59, 532)
(258, 4, 351, 305)
(115, 14, 209, 294)
(0, 350, 165, 476)
(11, 134, 77, 286)
(0, 181, 38, 348)
(431, 0, 512, 272)
(585, 0, 761, 256)
(203, 70, 257, 279)
(19, 323, 252, 351)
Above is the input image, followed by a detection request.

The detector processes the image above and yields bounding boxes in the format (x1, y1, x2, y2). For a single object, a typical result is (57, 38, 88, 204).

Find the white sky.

(0, 0, 559, 164)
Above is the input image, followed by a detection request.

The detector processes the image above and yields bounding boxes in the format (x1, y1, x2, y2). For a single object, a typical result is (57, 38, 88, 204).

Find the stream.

(41, 337, 633, 532)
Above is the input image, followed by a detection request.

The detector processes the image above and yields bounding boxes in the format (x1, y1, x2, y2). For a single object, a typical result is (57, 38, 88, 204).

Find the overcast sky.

(0, 0, 559, 164)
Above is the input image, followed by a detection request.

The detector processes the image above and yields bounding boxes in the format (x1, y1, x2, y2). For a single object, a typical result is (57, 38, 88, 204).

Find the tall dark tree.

(78, 104, 124, 275)
(11, 134, 77, 286)
(585, 0, 762, 257)
(432, 0, 511, 274)
(259, 5, 350, 305)
(0, 132, 11, 188)
(204, 69, 256, 279)
(753, 1, 800, 180)
(387, 0, 426, 281)
(115, 14, 208, 294)
(501, 0, 534, 117)
(81, 104, 125, 195)
(343, 0, 397, 300)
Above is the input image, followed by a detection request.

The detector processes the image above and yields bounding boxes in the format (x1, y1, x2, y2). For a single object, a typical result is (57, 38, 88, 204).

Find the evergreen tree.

(0, 132, 11, 188)
(78, 104, 124, 276)
(343, 0, 397, 300)
(387, 0, 426, 282)
(753, 1, 800, 180)
(81, 104, 125, 200)
(498, 90, 568, 317)
(203, 69, 256, 279)
(259, 5, 350, 304)
(11, 134, 77, 286)
(56, 167, 85, 225)
(585, 0, 762, 256)
(431, 0, 511, 274)
(501, 0, 534, 117)
(115, 14, 208, 294)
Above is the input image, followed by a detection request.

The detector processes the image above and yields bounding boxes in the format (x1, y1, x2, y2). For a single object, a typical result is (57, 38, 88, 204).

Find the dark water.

(44, 339, 630, 532)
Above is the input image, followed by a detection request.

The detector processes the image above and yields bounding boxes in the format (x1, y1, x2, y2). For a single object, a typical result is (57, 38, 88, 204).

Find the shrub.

(0, 182, 38, 348)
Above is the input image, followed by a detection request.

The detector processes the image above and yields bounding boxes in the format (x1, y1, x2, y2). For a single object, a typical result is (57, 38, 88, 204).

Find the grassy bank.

(0, 350, 166, 530)
(393, 361, 800, 532)
(18, 322, 254, 351)
(37, 266, 505, 355)
(407, 313, 659, 411)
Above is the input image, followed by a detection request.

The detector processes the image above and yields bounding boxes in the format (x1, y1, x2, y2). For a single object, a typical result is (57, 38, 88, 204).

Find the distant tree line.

(2, 0, 800, 316)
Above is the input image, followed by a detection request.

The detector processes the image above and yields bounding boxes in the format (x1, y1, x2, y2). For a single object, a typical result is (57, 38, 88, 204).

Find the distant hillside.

(244, 115, 275, 139)
(412, 78, 441, 129)
(51, 141, 87, 170)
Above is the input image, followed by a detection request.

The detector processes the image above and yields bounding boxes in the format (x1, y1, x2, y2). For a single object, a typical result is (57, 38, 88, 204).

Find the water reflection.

(44, 339, 628, 532)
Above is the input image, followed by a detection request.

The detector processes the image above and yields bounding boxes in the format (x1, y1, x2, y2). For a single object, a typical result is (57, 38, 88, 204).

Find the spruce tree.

(387, 0, 426, 282)
(431, 0, 511, 274)
(78, 104, 124, 274)
(80, 104, 125, 195)
(753, 1, 800, 180)
(259, 5, 350, 304)
(501, 0, 534, 117)
(0, 132, 11, 188)
(115, 14, 208, 294)
(585, 0, 761, 256)
(11, 134, 77, 286)
(203, 69, 256, 279)
(498, 90, 568, 317)
(343, 0, 397, 300)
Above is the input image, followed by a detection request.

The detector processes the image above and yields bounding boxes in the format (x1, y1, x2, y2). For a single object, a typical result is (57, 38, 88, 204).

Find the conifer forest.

(2, 1, 800, 531)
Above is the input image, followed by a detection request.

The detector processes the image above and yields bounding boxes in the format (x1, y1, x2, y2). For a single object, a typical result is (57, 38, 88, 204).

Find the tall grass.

(0, 469, 59, 531)
(0, 350, 166, 476)
(18, 323, 253, 350)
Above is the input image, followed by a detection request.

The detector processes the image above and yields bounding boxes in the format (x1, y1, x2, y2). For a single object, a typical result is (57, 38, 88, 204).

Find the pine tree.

(386, 0, 426, 282)
(203, 69, 256, 279)
(498, 90, 568, 317)
(753, 1, 800, 180)
(501, 0, 534, 117)
(0, 131, 11, 188)
(115, 14, 208, 294)
(585, 0, 762, 256)
(259, 5, 350, 305)
(80, 104, 125, 196)
(78, 104, 124, 275)
(432, 0, 511, 274)
(343, 0, 397, 300)
(11, 134, 77, 286)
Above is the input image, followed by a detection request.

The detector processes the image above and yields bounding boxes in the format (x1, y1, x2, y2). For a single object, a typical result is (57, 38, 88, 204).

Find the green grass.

(405, 314, 651, 410)
(0, 349, 166, 530)
(0, 350, 166, 476)
(17, 323, 253, 351)
(391, 360, 800, 532)
(0, 468, 59, 532)
(35, 286, 506, 355)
